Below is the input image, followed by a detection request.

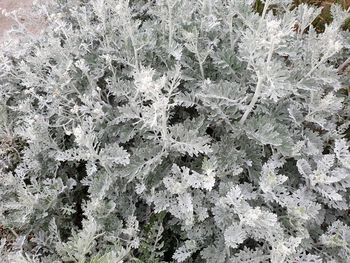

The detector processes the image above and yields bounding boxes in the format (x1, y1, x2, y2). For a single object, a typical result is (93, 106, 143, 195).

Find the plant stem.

(167, 0, 173, 50)
(198, 59, 205, 80)
(261, 0, 270, 20)
(228, 14, 234, 50)
(238, 0, 274, 125)
(337, 56, 350, 74)
(299, 50, 338, 83)
(239, 74, 263, 124)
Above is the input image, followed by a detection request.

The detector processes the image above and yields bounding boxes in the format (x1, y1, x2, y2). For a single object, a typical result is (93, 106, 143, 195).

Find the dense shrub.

(1, 0, 350, 262)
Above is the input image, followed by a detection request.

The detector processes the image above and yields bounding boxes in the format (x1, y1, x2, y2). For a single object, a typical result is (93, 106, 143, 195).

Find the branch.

(337, 56, 350, 74)
(239, 74, 263, 125)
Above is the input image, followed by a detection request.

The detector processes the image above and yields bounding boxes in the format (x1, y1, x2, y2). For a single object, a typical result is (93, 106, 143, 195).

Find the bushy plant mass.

(1, 0, 350, 262)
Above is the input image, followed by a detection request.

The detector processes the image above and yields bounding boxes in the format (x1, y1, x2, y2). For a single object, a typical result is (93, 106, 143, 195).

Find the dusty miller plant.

(0, 0, 350, 262)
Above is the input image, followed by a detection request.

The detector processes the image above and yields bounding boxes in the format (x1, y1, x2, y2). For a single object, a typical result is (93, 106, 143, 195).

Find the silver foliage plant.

(1, 0, 350, 262)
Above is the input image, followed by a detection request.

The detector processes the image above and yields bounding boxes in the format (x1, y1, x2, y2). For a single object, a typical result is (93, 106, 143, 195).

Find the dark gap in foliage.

(168, 105, 199, 125)
(56, 161, 89, 230)
(239, 238, 264, 251)
(135, 199, 151, 224)
(162, 214, 182, 261)
(1, 136, 28, 173)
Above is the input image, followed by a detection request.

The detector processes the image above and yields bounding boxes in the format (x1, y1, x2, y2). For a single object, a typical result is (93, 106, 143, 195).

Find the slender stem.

(161, 105, 168, 148)
(151, 225, 163, 256)
(197, 93, 239, 104)
(9, 228, 19, 239)
(131, 37, 139, 70)
(228, 14, 234, 50)
(238, 0, 273, 125)
(124, 3, 139, 70)
(198, 59, 205, 80)
(261, 0, 270, 20)
(239, 40, 275, 124)
(193, 33, 205, 79)
(167, 1, 173, 50)
(337, 56, 350, 74)
(235, 8, 255, 31)
(299, 50, 338, 83)
(266, 42, 275, 63)
(239, 74, 263, 125)
(304, 57, 327, 78)
(226, 246, 231, 258)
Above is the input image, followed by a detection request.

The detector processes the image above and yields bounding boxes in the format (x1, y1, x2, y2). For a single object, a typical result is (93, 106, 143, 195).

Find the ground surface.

(0, 0, 42, 40)
(0, 0, 349, 40)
